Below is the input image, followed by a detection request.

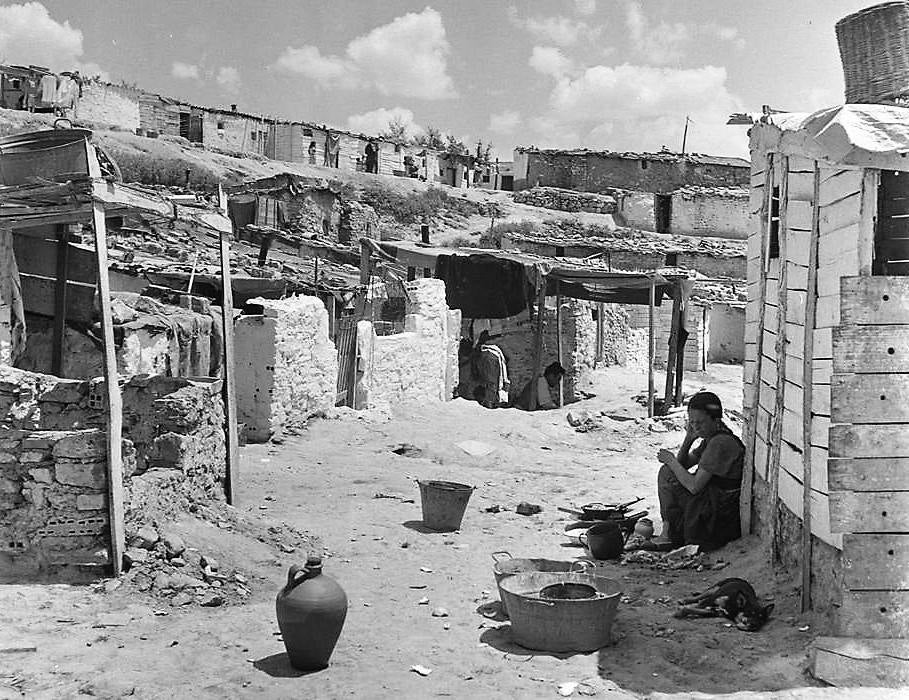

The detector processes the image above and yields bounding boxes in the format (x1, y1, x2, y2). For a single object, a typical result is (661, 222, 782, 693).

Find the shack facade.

(745, 104, 909, 684)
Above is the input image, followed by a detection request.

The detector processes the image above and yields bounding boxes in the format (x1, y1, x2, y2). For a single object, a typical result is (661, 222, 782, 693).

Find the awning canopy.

(371, 238, 675, 317)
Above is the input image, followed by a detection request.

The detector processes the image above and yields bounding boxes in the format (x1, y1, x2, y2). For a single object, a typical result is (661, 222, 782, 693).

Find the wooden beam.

(842, 534, 909, 590)
(553, 289, 564, 405)
(595, 301, 604, 367)
(673, 287, 689, 405)
(768, 156, 790, 565)
(857, 170, 879, 276)
(360, 239, 370, 285)
(830, 424, 909, 458)
(830, 491, 909, 532)
(741, 156, 774, 536)
(828, 457, 909, 491)
(92, 202, 124, 578)
(648, 277, 656, 418)
(664, 288, 680, 409)
(840, 276, 909, 325)
(529, 279, 546, 411)
(833, 326, 909, 373)
(838, 591, 909, 638)
(800, 162, 820, 613)
(51, 225, 70, 376)
(220, 221, 240, 506)
(831, 373, 909, 423)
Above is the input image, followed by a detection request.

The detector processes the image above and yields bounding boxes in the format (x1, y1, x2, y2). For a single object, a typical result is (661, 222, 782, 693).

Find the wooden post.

(529, 277, 547, 410)
(664, 287, 681, 409)
(648, 277, 656, 418)
(674, 285, 690, 405)
(767, 156, 790, 565)
(555, 281, 563, 407)
(800, 162, 821, 612)
(359, 239, 370, 285)
(741, 157, 774, 536)
(314, 255, 320, 286)
(92, 203, 124, 577)
(595, 301, 604, 366)
(219, 225, 240, 506)
(51, 224, 72, 376)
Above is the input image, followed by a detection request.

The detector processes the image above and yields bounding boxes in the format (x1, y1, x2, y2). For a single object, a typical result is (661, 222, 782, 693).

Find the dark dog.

(673, 577, 774, 631)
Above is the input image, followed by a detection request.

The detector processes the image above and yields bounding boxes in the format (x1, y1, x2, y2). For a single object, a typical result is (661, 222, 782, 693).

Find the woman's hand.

(657, 448, 676, 466)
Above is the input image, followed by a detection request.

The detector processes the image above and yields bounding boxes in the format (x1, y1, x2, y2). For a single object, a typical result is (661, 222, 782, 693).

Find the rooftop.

(514, 147, 750, 169)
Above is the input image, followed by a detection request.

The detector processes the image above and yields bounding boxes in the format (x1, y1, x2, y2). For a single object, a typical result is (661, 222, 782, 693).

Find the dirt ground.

(0, 364, 870, 699)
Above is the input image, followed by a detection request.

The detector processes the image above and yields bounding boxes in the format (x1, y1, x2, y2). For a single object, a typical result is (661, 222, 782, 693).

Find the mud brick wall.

(670, 189, 751, 240)
(356, 279, 460, 410)
(77, 81, 141, 132)
(625, 302, 708, 371)
(0, 428, 120, 575)
(459, 299, 601, 404)
(235, 295, 337, 442)
(513, 187, 616, 214)
(339, 201, 379, 244)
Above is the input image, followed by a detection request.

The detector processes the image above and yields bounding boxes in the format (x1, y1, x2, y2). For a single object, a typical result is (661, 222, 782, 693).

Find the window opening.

(303, 128, 313, 137)
(875, 170, 909, 275)
(768, 185, 780, 259)
(665, 252, 679, 267)
(641, 159, 649, 170)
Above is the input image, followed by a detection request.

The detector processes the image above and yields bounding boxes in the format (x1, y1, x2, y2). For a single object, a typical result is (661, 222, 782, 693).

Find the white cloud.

(508, 7, 601, 46)
(533, 62, 748, 157)
(273, 8, 456, 100)
(216, 66, 241, 95)
(529, 46, 575, 79)
(347, 106, 422, 139)
(625, 2, 745, 64)
(0, 2, 83, 70)
(171, 61, 200, 80)
(574, 0, 596, 16)
(488, 109, 521, 135)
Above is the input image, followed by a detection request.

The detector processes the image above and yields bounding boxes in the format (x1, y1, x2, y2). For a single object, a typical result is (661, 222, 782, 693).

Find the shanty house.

(745, 104, 909, 684)
(512, 147, 750, 193)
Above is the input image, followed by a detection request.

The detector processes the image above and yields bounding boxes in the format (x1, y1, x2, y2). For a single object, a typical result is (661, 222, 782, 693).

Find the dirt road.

(1, 365, 840, 699)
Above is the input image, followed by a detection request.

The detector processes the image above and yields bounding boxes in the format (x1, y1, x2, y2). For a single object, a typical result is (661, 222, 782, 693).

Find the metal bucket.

(417, 480, 474, 531)
(0, 128, 92, 185)
(498, 571, 622, 652)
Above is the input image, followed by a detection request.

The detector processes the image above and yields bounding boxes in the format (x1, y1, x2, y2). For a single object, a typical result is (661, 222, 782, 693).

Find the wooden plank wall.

(747, 156, 853, 550)
(830, 275, 909, 638)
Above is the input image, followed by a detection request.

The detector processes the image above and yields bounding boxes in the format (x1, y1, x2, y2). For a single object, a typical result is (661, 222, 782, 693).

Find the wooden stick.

(595, 301, 604, 367)
(219, 223, 240, 505)
(51, 225, 71, 376)
(741, 158, 774, 536)
(664, 287, 681, 409)
(800, 161, 821, 612)
(92, 202, 124, 577)
(555, 281, 563, 407)
(767, 156, 790, 565)
(360, 239, 370, 285)
(648, 277, 656, 418)
(529, 276, 546, 411)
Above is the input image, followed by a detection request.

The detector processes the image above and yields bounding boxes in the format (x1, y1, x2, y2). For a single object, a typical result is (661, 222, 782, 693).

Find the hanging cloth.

(0, 229, 26, 364)
(39, 73, 57, 106)
(434, 254, 530, 319)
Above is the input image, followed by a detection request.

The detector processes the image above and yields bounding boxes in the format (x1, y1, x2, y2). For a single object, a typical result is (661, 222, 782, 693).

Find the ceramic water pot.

(276, 556, 348, 671)
(634, 517, 655, 539)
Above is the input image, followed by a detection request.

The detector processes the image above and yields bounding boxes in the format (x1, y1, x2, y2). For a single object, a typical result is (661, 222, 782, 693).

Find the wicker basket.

(836, 1, 909, 103)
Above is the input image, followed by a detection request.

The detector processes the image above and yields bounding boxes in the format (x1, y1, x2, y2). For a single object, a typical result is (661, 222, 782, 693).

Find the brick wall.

(77, 81, 141, 132)
(670, 190, 751, 240)
(234, 295, 338, 442)
(625, 302, 708, 371)
(356, 279, 460, 409)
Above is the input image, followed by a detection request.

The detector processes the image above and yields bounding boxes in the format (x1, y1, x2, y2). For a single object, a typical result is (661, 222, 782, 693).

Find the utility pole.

(681, 116, 691, 154)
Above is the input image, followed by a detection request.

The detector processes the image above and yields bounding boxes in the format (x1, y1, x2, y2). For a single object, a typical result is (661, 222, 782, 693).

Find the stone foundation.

(235, 295, 337, 442)
(513, 186, 616, 214)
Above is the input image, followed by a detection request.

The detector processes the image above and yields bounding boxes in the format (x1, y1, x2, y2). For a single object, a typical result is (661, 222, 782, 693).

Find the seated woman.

(653, 391, 744, 551)
(514, 361, 565, 411)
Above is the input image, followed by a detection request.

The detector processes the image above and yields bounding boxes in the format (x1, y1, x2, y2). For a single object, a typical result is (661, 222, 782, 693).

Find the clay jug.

(275, 556, 348, 671)
(634, 517, 655, 540)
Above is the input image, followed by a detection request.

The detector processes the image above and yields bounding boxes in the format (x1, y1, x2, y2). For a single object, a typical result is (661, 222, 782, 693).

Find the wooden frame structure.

(359, 238, 690, 416)
(0, 130, 240, 577)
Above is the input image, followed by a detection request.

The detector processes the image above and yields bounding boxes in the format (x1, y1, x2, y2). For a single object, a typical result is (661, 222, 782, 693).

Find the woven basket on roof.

(836, 1, 909, 103)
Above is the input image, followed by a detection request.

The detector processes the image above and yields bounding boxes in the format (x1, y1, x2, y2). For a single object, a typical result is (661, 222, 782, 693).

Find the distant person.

(308, 140, 317, 164)
(470, 331, 509, 409)
(365, 141, 378, 174)
(652, 391, 745, 551)
(515, 361, 565, 411)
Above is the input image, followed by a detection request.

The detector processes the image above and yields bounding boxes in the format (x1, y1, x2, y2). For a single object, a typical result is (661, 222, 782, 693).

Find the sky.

(0, 1, 880, 159)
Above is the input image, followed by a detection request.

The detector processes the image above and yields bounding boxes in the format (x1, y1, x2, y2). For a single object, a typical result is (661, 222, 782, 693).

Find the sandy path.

(1, 365, 835, 699)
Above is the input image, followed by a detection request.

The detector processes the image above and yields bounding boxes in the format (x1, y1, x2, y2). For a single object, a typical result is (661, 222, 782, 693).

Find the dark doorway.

(655, 194, 672, 233)
(179, 112, 190, 140)
(501, 175, 514, 191)
(189, 113, 204, 143)
(875, 170, 909, 275)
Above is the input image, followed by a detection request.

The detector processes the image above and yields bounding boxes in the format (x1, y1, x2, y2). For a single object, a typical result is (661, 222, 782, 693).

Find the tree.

(379, 115, 409, 143)
(414, 125, 445, 150)
(444, 133, 468, 156)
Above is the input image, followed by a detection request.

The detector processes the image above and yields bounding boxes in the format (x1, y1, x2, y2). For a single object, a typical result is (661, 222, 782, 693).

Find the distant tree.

(379, 115, 409, 143)
(444, 133, 468, 156)
(414, 125, 446, 150)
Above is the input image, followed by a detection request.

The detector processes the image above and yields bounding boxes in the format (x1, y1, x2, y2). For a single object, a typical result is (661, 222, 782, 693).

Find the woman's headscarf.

(688, 391, 723, 419)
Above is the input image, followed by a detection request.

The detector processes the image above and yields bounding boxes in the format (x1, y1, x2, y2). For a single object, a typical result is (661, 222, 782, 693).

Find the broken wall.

(513, 187, 616, 214)
(355, 279, 460, 410)
(625, 302, 708, 371)
(615, 191, 656, 230)
(707, 303, 746, 363)
(0, 366, 225, 577)
(77, 81, 141, 132)
(234, 295, 337, 442)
